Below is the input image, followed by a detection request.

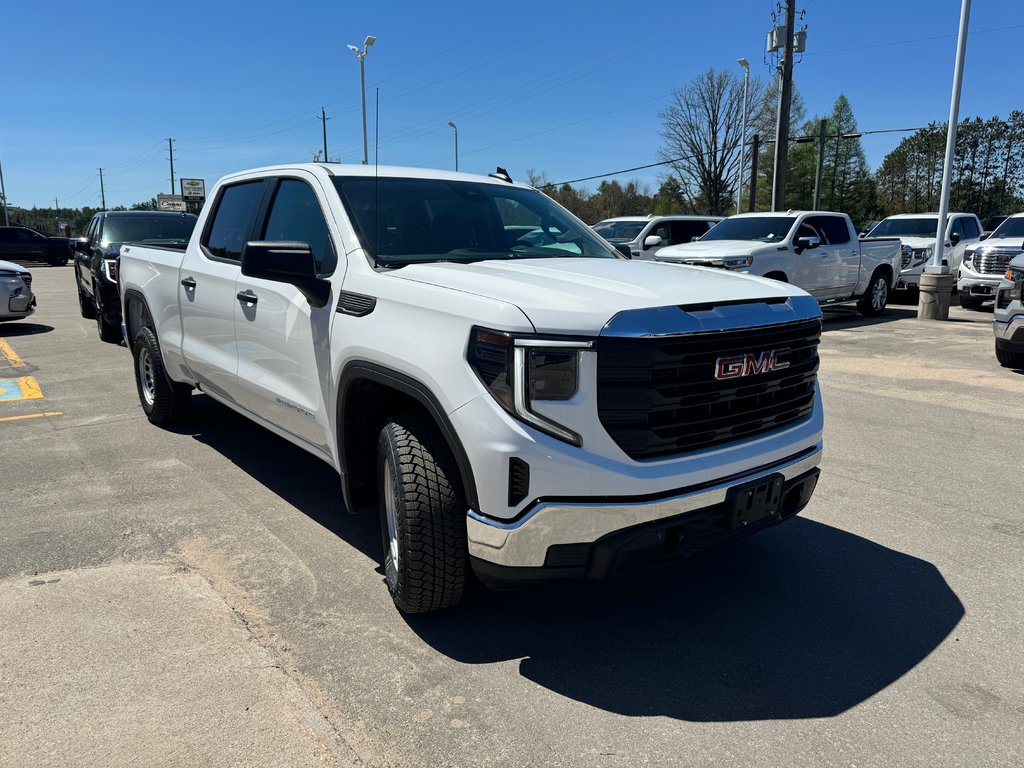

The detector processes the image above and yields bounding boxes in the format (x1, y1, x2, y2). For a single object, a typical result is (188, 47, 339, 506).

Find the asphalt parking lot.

(1, 264, 1022, 767)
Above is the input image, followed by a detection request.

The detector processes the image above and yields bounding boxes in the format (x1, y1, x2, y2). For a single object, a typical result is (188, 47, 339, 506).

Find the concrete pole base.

(917, 273, 956, 320)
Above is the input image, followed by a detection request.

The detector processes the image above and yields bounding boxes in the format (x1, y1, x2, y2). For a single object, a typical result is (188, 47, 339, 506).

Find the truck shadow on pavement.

(176, 395, 383, 561)
(407, 519, 965, 722)
(0, 322, 54, 337)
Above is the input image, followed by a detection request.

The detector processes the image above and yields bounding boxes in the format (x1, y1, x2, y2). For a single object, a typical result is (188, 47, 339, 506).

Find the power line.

(802, 23, 1024, 57)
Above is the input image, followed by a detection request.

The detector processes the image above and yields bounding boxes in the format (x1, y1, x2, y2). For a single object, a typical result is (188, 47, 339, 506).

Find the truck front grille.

(596, 318, 820, 460)
(975, 248, 1021, 275)
(901, 251, 912, 269)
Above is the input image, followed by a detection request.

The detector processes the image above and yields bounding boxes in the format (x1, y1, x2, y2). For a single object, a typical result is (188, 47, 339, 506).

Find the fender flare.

(337, 361, 480, 513)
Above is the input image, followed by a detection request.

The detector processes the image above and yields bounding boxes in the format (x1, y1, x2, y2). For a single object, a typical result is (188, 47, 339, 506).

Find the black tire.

(94, 282, 121, 343)
(133, 327, 191, 424)
(77, 277, 96, 319)
(857, 271, 889, 316)
(959, 294, 983, 310)
(377, 414, 468, 614)
(995, 343, 1024, 370)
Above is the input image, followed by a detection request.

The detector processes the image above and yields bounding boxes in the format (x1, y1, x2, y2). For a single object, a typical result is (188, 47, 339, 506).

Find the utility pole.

(319, 108, 330, 162)
(748, 134, 760, 212)
(347, 36, 376, 165)
(0, 156, 8, 226)
(812, 118, 827, 210)
(167, 138, 176, 195)
(99, 168, 106, 210)
(771, 0, 797, 211)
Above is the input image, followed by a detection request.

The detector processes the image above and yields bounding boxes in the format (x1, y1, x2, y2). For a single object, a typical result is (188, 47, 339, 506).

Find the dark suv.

(0, 226, 73, 266)
(75, 211, 197, 342)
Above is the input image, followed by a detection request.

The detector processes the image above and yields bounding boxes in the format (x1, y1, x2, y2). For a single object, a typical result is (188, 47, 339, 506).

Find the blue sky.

(3, 0, 1022, 210)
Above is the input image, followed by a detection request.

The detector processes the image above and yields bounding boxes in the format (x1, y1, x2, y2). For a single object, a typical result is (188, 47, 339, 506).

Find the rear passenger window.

(261, 179, 336, 274)
(807, 216, 850, 245)
(669, 220, 710, 244)
(204, 181, 265, 262)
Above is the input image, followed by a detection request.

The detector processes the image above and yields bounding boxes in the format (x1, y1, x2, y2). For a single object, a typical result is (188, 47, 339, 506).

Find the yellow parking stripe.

(0, 411, 63, 423)
(0, 338, 27, 369)
(18, 376, 43, 399)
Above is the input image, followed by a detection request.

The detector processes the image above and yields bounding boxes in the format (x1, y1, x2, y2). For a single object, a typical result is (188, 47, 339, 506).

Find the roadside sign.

(180, 178, 206, 202)
(157, 194, 187, 212)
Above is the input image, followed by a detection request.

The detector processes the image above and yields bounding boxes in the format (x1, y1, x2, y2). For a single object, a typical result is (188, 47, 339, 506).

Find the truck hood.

(391, 257, 806, 334)
(898, 236, 943, 249)
(655, 240, 766, 260)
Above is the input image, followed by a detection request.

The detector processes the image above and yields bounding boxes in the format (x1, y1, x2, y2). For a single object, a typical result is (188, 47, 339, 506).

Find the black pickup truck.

(74, 210, 197, 342)
(0, 226, 74, 266)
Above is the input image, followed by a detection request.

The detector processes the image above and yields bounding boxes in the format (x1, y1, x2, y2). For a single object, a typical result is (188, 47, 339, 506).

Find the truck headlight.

(722, 256, 754, 269)
(468, 327, 591, 446)
(102, 259, 119, 283)
(963, 249, 974, 266)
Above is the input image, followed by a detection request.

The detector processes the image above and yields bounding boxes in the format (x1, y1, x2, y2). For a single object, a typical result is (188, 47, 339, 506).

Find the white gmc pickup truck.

(119, 164, 824, 613)
(655, 211, 902, 316)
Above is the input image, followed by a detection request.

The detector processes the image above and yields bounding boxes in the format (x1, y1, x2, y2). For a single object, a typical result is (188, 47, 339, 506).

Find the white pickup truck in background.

(867, 212, 983, 293)
(119, 163, 825, 614)
(655, 211, 902, 316)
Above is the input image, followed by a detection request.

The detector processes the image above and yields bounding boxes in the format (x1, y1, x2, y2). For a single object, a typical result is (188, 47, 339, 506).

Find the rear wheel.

(995, 343, 1024, 370)
(857, 271, 889, 316)
(377, 414, 468, 613)
(133, 327, 192, 424)
(958, 294, 983, 310)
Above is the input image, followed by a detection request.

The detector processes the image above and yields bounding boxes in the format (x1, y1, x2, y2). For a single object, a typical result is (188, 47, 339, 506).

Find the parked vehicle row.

(959, 212, 1024, 309)
(865, 212, 983, 292)
(653, 210, 901, 317)
(118, 163, 825, 614)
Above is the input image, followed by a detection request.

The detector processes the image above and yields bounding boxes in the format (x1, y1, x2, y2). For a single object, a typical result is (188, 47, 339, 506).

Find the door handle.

(236, 290, 258, 306)
(181, 277, 197, 290)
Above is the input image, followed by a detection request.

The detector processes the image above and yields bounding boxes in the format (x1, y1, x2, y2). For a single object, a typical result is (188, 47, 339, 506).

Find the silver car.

(993, 253, 1024, 369)
(0, 259, 35, 322)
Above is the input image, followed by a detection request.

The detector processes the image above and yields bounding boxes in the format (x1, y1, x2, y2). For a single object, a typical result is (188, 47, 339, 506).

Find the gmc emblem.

(714, 350, 791, 380)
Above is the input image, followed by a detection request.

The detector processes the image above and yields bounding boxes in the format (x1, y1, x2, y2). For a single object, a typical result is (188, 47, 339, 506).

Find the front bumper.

(994, 309, 1024, 347)
(958, 268, 1002, 296)
(896, 272, 921, 289)
(467, 443, 822, 579)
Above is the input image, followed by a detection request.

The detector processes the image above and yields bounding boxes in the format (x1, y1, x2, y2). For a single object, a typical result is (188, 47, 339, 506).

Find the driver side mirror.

(979, 233, 990, 241)
(643, 235, 663, 249)
(795, 235, 821, 253)
(73, 239, 90, 253)
(613, 243, 632, 259)
(949, 232, 961, 245)
(241, 240, 330, 308)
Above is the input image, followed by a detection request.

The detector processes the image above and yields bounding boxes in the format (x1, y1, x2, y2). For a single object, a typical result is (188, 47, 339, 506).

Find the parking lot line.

(0, 339, 27, 370)
(0, 411, 63, 423)
(0, 376, 44, 401)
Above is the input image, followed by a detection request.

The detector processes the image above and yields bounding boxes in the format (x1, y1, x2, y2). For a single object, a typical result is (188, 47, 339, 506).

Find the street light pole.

(919, 0, 971, 321)
(448, 121, 459, 171)
(736, 59, 750, 215)
(0, 156, 9, 226)
(347, 35, 376, 165)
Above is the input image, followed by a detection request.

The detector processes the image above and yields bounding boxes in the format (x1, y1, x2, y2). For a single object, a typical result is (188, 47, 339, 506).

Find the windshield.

(333, 177, 618, 266)
(698, 216, 797, 243)
(101, 214, 197, 246)
(868, 218, 939, 239)
(592, 220, 647, 243)
(989, 217, 1024, 240)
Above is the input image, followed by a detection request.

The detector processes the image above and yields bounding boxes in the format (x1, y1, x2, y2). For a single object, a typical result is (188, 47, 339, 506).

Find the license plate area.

(726, 474, 784, 529)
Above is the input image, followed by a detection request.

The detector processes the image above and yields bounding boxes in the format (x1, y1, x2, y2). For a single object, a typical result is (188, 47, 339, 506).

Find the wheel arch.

(337, 362, 479, 515)
(122, 289, 155, 353)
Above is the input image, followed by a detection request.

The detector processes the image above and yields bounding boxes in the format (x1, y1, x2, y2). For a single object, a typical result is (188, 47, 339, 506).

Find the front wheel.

(133, 327, 191, 425)
(377, 414, 468, 614)
(857, 272, 889, 316)
(94, 283, 121, 343)
(958, 294, 984, 310)
(995, 343, 1024, 370)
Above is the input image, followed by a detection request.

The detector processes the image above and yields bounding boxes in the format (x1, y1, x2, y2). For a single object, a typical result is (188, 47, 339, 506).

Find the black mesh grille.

(597, 318, 820, 460)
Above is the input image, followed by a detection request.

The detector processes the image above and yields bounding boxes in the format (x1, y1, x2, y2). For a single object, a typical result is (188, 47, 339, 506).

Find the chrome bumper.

(994, 312, 1024, 342)
(467, 444, 823, 567)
